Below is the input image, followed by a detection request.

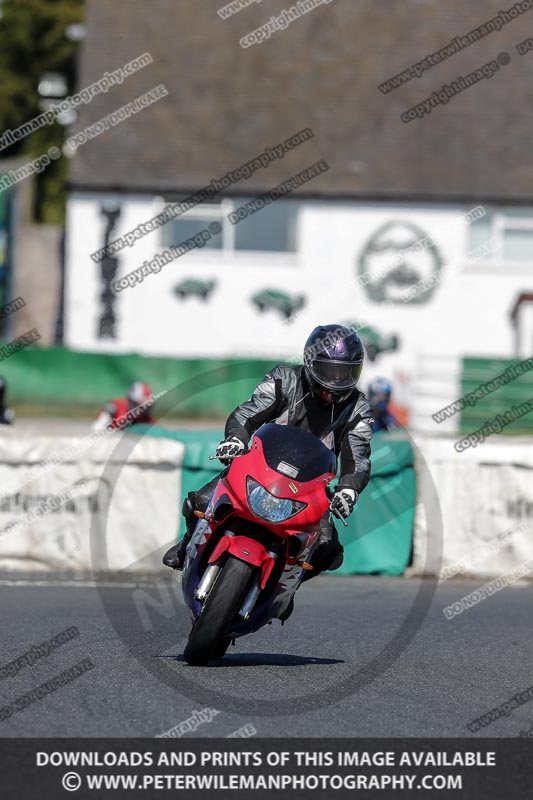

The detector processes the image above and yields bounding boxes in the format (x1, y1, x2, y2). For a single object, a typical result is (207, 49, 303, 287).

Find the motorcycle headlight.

(246, 477, 307, 523)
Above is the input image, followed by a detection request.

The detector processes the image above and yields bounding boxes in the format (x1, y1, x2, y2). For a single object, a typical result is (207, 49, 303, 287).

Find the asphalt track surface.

(0, 571, 532, 738)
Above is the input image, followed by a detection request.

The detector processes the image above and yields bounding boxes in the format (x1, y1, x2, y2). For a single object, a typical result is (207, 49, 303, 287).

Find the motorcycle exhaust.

(194, 564, 221, 602)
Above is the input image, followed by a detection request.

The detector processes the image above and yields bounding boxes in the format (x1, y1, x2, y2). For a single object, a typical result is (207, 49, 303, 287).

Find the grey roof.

(70, 0, 531, 202)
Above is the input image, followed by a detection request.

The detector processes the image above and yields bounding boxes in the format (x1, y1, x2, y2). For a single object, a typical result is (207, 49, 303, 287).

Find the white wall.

(0, 430, 184, 573)
(64, 193, 525, 368)
(412, 435, 533, 579)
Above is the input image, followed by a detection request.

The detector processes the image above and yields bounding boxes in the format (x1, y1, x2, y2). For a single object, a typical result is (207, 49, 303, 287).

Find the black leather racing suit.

(181, 364, 374, 574)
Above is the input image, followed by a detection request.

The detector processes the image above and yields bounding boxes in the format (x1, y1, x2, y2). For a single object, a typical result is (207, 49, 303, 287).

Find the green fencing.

(137, 425, 415, 576)
(460, 357, 533, 435)
(336, 434, 415, 576)
(0, 346, 277, 418)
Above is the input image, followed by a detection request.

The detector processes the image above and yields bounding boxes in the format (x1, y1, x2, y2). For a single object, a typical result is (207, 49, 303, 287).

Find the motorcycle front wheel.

(183, 557, 253, 666)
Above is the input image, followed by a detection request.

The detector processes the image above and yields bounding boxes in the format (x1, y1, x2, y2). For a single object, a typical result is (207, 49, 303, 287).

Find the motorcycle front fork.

(195, 551, 277, 621)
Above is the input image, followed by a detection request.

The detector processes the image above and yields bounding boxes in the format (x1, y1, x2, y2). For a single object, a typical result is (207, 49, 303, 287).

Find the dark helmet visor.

(310, 358, 363, 391)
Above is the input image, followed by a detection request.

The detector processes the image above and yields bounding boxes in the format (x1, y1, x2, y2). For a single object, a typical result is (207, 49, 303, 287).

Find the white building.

(65, 0, 533, 427)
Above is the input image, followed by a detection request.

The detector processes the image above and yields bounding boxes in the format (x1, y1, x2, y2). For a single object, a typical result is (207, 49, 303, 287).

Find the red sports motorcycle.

(181, 423, 338, 665)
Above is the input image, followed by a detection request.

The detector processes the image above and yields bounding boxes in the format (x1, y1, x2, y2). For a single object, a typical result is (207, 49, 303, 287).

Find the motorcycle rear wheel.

(183, 557, 253, 666)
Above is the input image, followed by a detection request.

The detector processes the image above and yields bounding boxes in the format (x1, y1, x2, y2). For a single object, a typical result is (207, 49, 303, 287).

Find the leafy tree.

(0, 0, 84, 222)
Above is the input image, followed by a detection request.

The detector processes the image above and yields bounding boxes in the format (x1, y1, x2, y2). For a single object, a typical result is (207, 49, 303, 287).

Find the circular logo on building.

(358, 221, 444, 304)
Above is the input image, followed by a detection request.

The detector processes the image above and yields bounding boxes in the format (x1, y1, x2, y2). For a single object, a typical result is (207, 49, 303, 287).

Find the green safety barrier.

(460, 357, 533, 435)
(137, 425, 415, 576)
(0, 346, 277, 417)
(336, 434, 415, 576)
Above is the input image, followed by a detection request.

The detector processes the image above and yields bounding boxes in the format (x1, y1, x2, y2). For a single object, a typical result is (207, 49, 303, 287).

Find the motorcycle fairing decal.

(277, 461, 299, 478)
(264, 536, 314, 617)
(183, 518, 209, 572)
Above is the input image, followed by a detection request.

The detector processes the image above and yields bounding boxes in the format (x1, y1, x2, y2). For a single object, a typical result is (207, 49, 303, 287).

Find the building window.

(502, 223, 533, 262)
(161, 205, 223, 250)
(160, 198, 299, 254)
(233, 199, 298, 252)
(467, 208, 533, 264)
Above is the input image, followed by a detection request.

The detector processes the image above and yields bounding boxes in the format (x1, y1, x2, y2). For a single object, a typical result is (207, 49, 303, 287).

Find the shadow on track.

(161, 653, 344, 667)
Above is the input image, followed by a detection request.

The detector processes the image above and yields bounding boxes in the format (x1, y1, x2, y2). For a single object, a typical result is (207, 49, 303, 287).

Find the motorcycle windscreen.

(253, 423, 336, 482)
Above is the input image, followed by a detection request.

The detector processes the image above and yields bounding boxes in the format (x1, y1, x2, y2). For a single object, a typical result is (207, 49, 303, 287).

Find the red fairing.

(204, 433, 334, 584)
(208, 535, 276, 589)
(215, 434, 334, 536)
(181, 423, 338, 645)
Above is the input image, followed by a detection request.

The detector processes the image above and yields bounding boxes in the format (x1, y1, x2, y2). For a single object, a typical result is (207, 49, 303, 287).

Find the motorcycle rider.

(163, 324, 374, 583)
(367, 377, 398, 432)
(93, 381, 156, 431)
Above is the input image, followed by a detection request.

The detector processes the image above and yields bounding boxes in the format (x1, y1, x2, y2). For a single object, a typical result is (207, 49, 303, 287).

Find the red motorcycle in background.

(181, 423, 338, 665)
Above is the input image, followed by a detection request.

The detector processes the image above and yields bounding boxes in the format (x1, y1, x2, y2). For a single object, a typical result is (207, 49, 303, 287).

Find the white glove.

(215, 436, 245, 463)
(329, 488, 357, 523)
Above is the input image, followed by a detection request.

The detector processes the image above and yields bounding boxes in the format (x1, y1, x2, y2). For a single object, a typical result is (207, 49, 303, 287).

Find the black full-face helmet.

(303, 324, 364, 403)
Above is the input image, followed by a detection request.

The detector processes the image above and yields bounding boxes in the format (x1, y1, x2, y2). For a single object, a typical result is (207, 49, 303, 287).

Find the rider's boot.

(162, 498, 197, 570)
(302, 540, 344, 582)
(301, 520, 344, 583)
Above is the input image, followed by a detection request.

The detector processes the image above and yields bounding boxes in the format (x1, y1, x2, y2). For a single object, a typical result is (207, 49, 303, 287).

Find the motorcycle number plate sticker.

(277, 461, 299, 478)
